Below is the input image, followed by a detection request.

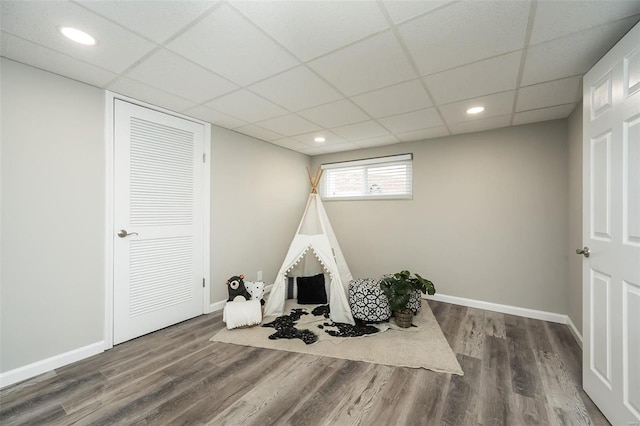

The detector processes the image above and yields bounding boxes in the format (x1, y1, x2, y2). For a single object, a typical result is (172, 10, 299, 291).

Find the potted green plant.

(380, 270, 436, 328)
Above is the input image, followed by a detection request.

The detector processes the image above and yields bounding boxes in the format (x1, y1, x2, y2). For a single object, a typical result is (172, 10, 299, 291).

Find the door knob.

(117, 229, 138, 238)
(576, 246, 590, 258)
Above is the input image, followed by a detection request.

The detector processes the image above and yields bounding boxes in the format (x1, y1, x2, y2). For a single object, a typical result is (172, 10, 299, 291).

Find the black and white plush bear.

(226, 274, 252, 302)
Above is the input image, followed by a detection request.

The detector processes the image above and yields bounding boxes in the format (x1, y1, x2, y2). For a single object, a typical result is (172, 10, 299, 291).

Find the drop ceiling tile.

(530, 1, 640, 45)
(381, 1, 455, 25)
(355, 135, 401, 148)
(126, 49, 238, 104)
(396, 126, 450, 142)
(449, 115, 512, 135)
(378, 108, 444, 134)
(423, 51, 521, 105)
(76, 0, 216, 44)
(234, 124, 284, 142)
(269, 138, 309, 152)
(298, 99, 369, 128)
(292, 131, 346, 147)
(299, 146, 333, 156)
(231, 1, 388, 61)
(0, 1, 156, 73)
(331, 120, 392, 141)
(398, 0, 530, 75)
(439, 91, 516, 125)
(322, 142, 362, 153)
(108, 77, 196, 112)
(183, 105, 248, 129)
(300, 142, 361, 155)
(513, 104, 577, 126)
(206, 90, 287, 123)
(248, 66, 342, 112)
(166, 3, 299, 86)
(351, 79, 432, 119)
(256, 114, 321, 137)
(0, 32, 117, 87)
(308, 30, 416, 96)
(521, 17, 639, 86)
(516, 76, 581, 112)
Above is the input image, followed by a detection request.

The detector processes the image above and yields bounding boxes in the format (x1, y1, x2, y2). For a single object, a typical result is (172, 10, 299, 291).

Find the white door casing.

(113, 99, 207, 345)
(582, 23, 640, 425)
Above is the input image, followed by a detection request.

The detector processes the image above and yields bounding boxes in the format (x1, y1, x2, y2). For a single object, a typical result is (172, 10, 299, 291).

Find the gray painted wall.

(567, 102, 584, 333)
(311, 120, 571, 315)
(1, 59, 106, 371)
(0, 59, 310, 374)
(210, 127, 310, 303)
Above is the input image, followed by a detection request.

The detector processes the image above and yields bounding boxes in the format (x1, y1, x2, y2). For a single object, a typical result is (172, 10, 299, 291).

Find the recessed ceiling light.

(314, 136, 326, 143)
(59, 27, 97, 46)
(466, 106, 485, 114)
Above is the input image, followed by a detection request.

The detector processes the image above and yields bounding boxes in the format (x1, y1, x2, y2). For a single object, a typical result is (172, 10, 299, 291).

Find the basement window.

(320, 154, 413, 201)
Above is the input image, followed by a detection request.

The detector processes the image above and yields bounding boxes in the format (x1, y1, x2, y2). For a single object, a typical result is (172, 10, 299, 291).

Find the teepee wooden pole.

(307, 166, 323, 194)
(306, 166, 314, 189)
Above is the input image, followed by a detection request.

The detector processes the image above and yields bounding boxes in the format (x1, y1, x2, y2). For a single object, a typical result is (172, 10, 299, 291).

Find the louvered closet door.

(114, 100, 204, 345)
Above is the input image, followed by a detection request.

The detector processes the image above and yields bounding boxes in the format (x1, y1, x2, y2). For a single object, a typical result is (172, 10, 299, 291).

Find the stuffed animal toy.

(226, 275, 252, 302)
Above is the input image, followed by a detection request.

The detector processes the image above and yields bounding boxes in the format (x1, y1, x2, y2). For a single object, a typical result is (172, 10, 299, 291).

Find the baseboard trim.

(208, 299, 226, 313)
(425, 293, 567, 323)
(565, 316, 583, 349)
(0, 341, 105, 389)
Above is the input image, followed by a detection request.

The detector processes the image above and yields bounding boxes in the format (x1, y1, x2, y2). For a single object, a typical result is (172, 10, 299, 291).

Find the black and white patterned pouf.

(349, 278, 392, 322)
(406, 289, 422, 314)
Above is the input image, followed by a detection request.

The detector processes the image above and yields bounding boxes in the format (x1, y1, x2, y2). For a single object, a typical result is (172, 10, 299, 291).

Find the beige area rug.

(210, 301, 463, 375)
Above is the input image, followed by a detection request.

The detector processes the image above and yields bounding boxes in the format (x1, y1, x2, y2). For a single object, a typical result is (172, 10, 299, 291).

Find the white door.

(582, 23, 640, 425)
(113, 99, 205, 345)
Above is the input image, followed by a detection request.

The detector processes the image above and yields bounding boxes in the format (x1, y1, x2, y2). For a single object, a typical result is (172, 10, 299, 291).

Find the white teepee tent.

(264, 168, 355, 325)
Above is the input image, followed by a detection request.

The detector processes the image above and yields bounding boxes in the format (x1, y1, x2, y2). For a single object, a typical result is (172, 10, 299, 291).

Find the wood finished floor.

(0, 300, 609, 426)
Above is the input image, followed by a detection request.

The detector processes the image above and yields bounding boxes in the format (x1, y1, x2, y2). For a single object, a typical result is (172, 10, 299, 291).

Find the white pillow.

(244, 281, 265, 301)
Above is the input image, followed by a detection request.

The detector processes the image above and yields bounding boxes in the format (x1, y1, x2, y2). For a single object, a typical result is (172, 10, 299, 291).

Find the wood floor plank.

(1, 402, 67, 426)
(0, 370, 58, 403)
(319, 363, 396, 426)
(459, 308, 485, 358)
(436, 303, 468, 350)
(483, 310, 507, 339)
(403, 369, 451, 426)
(505, 314, 545, 399)
(0, 304, 612, 426)
(544, 321, 609, 424)
(545, 321, 582, 383)
(60, 343, 237, 416)
(234, 355, 347, 426)
(60, 371, 175, 425)
(509, 392, 552, 425)
(526, 317, 554, 353)
(286, 359, 372, 425)
(440, 354, 482, 425)
(357, 367, 416, 426)
(129, 348, 295, 425)
(0, 371, 106, 424)
(207, 354, 335, 425)
(479, 335, 510, 426)
(536, 350, 592, 426)
(165, 348, 296, 425)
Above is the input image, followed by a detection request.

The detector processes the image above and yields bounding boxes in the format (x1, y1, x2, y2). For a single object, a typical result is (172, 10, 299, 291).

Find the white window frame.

(320, 154, 413, 201)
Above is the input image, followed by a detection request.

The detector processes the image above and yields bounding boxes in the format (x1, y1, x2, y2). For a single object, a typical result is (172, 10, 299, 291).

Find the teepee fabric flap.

(264, 193, 354, 325)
